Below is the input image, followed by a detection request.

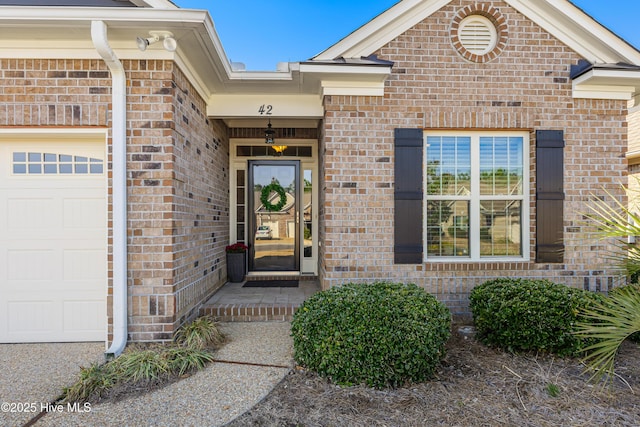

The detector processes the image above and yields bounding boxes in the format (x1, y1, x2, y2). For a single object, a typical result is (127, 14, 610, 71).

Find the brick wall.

(628, 103, 640, 155)
(628, 102, 640, 198)
(0, 58, 229, 342)
(319, 0, 628, 317)
(125, 60, 229, 341)
(0, 59, 110, 125)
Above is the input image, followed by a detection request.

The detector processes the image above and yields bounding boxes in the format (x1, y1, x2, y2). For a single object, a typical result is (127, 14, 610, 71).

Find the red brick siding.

(319, 0, 628, 316)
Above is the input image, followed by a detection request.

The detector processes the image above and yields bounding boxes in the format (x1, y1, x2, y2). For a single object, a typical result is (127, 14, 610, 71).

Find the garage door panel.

(64, 197, 106, 230)
(7, 197, 59, 230)
(64, 250, 106, 281)
(64, 300, 106, 333)
(7, 250, 59, 281)
(8, 300, 57, 334)
(0, 138, 106, 343)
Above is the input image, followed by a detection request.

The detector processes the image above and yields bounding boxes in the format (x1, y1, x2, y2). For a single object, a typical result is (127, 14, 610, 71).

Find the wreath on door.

(260, 183, 287, 212)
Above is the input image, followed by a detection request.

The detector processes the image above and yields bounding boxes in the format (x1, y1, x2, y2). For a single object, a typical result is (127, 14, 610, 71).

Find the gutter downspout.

(91, 20, 128, 358)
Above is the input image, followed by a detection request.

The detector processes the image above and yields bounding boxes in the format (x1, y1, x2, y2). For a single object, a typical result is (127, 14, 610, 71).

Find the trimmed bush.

(470, 278, 605, 356)
(291, 282, 451, 389)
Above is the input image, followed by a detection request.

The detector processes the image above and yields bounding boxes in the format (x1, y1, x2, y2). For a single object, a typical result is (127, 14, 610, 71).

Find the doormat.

(243, 280, 299, 288)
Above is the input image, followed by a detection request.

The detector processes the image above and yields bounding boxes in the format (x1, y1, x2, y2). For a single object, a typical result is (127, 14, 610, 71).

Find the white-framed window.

(424, 131, 529, 261)
(12, 152, 104, 175)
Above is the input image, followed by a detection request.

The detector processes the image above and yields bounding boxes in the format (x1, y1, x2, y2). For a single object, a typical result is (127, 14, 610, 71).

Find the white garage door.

(0, 138, 107, 342)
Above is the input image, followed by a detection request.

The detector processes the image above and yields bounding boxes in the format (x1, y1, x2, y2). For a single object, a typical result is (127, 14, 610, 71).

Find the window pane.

(28, 152, 41, 162)
(90, 164, 103, 174)
(298, 146, 312, 157)
(480, 136, 523, 195)
(426, 136, 471, 196)
(480, 200, 522, 256)
(28, 163, 41, 174)
(75, 163, 88, 174)
(44, 164, 57, 174)
(44, 153, 56, 162)
(13, 152, 26, 162)
(304, 169, 313, 258)
(426, 200, 470, 257)
(13, 164, 26, 174)
(60, 164, 72, 174)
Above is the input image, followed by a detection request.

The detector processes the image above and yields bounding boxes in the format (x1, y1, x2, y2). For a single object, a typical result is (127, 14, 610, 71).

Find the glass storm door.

(248, 160, 300, 272)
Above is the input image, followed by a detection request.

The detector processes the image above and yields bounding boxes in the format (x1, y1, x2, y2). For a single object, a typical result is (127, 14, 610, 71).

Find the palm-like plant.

(577, 181, 640, 385)
(575, 286, 640, 384)
(583, 183, 640, 275)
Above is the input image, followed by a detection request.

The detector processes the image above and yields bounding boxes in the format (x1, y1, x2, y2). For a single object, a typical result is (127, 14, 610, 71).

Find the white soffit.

(0, 7, 242, 100)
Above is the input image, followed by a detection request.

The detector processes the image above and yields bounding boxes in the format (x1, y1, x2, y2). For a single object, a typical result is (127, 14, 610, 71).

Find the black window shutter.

(394, 128, 423, 264)
(536, 130, 565, 263)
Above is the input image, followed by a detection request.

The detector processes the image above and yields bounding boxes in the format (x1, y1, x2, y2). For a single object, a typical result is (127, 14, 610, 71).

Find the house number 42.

(258, 104, 273, 115)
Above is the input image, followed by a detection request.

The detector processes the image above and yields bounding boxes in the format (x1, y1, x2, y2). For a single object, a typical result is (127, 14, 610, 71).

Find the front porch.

(200, 275, 320, 321)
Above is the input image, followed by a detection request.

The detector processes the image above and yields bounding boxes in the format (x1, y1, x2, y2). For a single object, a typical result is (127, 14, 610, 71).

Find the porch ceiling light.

(136, 31, 177, 52)
(265, 119, 276, 144)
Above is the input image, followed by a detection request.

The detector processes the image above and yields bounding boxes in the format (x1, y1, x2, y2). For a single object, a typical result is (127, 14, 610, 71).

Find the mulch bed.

(227, 329, 640, 426)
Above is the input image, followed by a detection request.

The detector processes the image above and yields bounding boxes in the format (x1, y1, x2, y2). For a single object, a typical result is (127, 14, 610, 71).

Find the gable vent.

(458, 15, 497, 55)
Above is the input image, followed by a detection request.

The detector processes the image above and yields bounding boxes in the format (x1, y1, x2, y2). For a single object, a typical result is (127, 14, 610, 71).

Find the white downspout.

(91, 20, 128, 358)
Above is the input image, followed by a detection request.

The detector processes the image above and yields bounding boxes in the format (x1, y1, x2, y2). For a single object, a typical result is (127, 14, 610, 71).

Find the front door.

(248, 160, 300, 272)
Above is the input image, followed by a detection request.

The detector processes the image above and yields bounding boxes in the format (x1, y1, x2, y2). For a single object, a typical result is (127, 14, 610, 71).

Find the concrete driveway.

(0, 342, 104, 426)
(0, 323, 292, 426)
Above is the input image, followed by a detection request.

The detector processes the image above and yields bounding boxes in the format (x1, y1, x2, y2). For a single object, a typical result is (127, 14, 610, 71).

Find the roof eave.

(572, 67, 640, 100)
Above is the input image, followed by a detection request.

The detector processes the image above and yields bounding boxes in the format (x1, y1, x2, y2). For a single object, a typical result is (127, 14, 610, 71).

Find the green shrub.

(163, 347, 215, 376)
(62, 363, 116, 403)
(470, 278, 605, 356)
(291, 282, 451, 389)
(110, 350, 170, 383)
(62, 316, 223, 403)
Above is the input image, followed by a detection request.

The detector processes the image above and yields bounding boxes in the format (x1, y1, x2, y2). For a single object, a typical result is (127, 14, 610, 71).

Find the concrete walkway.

(0, 322, 292, 427)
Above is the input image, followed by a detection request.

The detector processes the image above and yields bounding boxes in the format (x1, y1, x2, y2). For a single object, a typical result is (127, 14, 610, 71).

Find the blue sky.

(174, 1, 640, 70)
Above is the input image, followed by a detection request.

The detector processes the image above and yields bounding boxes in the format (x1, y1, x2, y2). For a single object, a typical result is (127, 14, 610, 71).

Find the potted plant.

(225, 242, 248, 282)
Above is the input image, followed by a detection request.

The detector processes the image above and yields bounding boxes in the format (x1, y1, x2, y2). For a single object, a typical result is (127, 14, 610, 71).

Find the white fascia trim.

(504, 0, 640, 65)
(572, 85, 634, 101)
(573, 68, 640, 85)
(91, 20, 128, 358)
(0, 6, 207, 24)
(321, 81, 386, 97)
(0, 128, 106, 137)
(136, 0, 177, 7)
(625, 149, 640, 161)
(299, 63, 391, 75)
(572, 69, 640, 100)
(322, 86, 386, 97)
(227, 71, 294, 81)
(314, 0, 451, 60)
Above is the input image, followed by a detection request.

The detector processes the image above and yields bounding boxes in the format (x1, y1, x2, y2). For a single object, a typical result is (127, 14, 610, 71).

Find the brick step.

(244, 274, 318, 282)
(199, 303, 299, 322)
